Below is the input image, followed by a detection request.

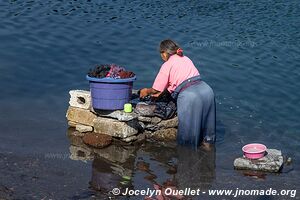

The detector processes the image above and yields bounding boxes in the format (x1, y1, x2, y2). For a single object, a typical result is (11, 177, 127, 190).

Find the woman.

(140, 39, 216, 150)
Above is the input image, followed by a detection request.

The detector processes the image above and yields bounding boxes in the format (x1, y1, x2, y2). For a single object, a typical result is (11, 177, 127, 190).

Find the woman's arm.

(141, 61, 170, 98)
(139, 88, 162, 98)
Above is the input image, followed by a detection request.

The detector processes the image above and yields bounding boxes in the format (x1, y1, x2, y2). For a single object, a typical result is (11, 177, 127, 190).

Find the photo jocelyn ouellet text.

(110, 187, 297, 198)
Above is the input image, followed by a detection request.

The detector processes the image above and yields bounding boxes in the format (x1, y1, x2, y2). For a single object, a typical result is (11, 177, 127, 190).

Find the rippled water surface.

(0, 0, 299, 199)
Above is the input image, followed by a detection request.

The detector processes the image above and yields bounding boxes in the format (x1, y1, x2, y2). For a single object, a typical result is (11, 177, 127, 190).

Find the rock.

(151, 117, 163, 124)
(69, 90, 91, 110)
(76, 124, 93, 133)
(142, 130, 153, 138)
(144, 117, 178, 131)
(122, 135, 137, 142)
(134, 103, 156, 116)
(152, 128, 177, 141)
(68, 121, 77, 127)
(136, 132, 147, 142)
(93, 117, 139, 138)
(66, 106, 97, 126)
(234, 149, 284, 173)
(138, 116, 152, 122)
(96, 110, 137, 122)
(145, 123, 158, 131)
(138, 116, 162, 124)
(120, 132, 147, 143)
(83, 132, 112, 148)
(157, 117, 178, 128)
(138, 121, 146, 129)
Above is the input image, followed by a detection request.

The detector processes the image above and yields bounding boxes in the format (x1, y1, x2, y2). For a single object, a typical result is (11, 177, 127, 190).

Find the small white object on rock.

(75, 124, 93, 133)
(69, 90, 91, 110)
(234, 149, 283, 173)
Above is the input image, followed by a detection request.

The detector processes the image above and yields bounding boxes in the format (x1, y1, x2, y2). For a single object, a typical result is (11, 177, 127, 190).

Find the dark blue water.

(0, 0, 299, 199)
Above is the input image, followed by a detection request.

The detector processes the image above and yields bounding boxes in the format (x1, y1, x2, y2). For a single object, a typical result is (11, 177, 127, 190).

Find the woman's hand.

(140, 88, 161, 98)
(151, 91, 162, 98)
(139, 88, 161, 98)
(139, 88, 151, 98)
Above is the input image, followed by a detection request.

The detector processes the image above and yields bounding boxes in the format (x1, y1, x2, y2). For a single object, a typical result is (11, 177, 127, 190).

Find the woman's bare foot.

(201, 142, 214, 151)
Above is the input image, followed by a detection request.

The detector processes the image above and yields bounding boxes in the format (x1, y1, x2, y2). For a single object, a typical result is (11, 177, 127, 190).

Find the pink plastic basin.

(242, 143, 267, 159)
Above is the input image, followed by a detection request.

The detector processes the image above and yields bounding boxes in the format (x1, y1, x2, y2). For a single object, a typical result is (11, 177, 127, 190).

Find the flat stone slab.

(66, 106, 97, 126)
(93, 117, 140, 138)
(95, 110, 137, 122)
(234, 149, 283, 173)
(138, 116, 162, 124)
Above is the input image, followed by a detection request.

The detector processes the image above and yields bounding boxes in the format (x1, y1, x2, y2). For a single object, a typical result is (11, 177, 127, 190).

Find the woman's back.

(153, 54, 200, 93)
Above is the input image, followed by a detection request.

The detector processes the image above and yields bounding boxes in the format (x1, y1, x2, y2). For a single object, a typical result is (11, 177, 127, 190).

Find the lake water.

(0, 0, 299, 199)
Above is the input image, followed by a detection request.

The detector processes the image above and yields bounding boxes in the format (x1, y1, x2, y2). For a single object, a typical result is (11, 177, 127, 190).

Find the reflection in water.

(175, 146, 216, 191)
(90, 156, 135, 192)
(90, 157, 121, 192)
(135, 144, 216, 199)
(67, 128, 138, 197)
(67, 128, 216, 199)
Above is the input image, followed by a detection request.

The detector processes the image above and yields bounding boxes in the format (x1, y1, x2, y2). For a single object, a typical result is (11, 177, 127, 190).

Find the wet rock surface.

(83, 132, 112, 148)
(234, 149, 284, 173)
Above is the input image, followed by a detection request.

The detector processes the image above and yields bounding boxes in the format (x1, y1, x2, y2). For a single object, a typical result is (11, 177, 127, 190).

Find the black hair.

(159, 39, 183, 59)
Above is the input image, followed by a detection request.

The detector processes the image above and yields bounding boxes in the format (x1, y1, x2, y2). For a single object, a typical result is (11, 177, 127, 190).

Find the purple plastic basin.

(86, 75, 136, 110)
(242, 143, 267, 159)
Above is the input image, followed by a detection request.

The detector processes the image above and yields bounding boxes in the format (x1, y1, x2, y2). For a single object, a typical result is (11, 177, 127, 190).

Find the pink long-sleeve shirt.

(152, 54, 200, 93)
